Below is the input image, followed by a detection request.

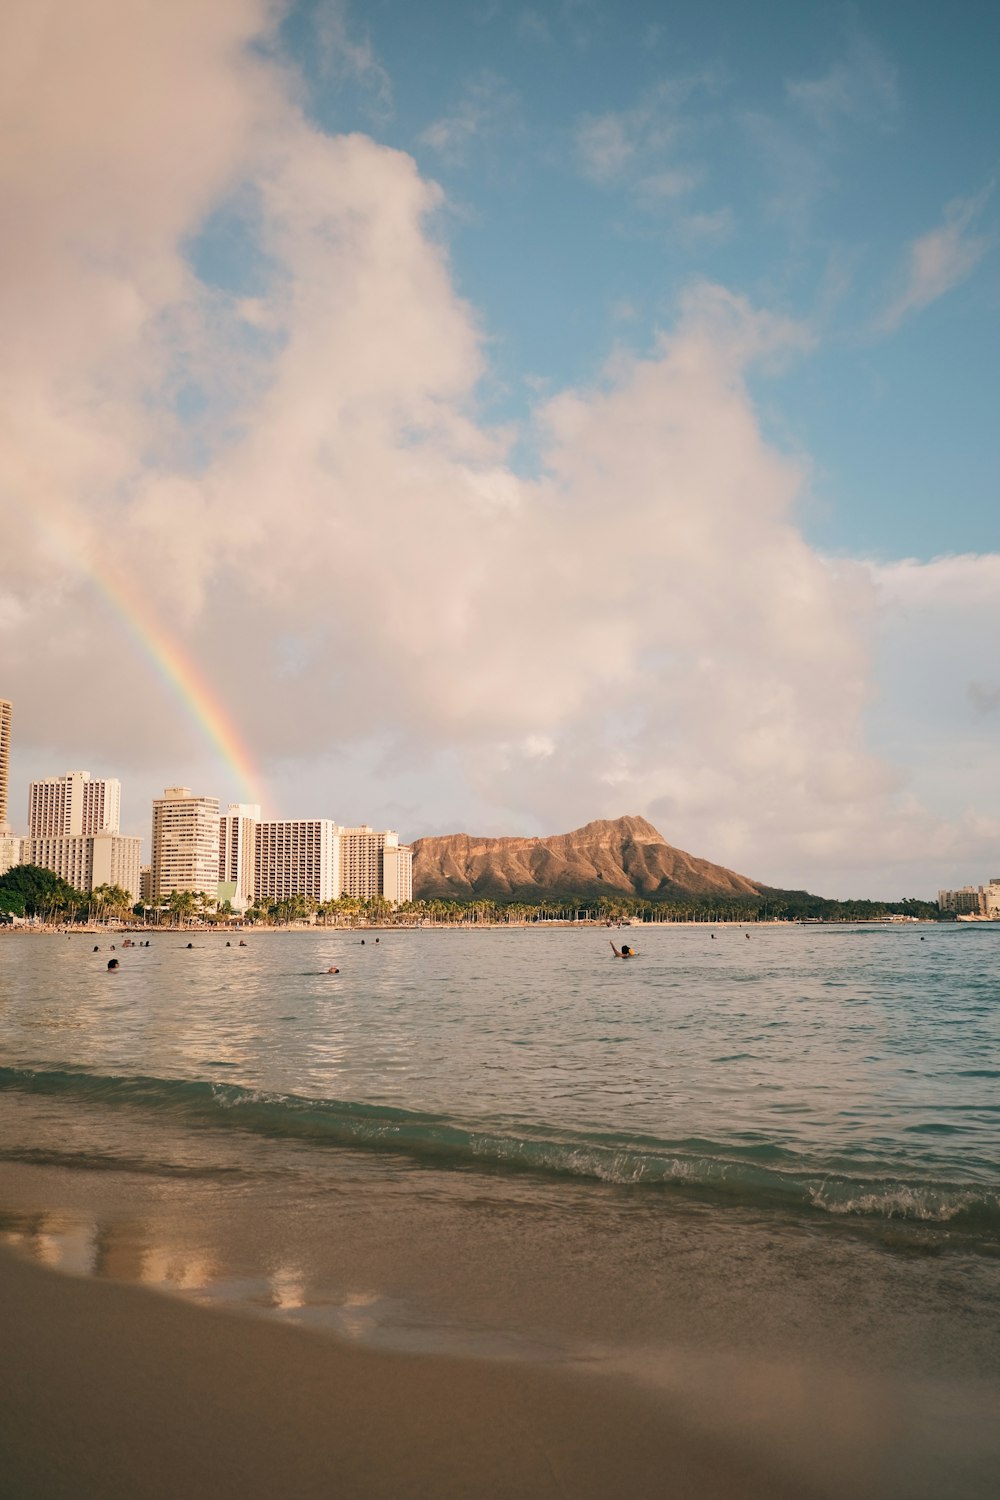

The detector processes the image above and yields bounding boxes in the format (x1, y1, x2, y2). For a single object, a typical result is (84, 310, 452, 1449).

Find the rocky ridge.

(411, 815, 767, 902)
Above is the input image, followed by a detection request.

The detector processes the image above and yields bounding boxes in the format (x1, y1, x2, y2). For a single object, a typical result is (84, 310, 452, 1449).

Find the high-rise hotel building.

(254, 820, 341, 905)
(0, 698, 19, 874)
(151, 788, 221, 900)
(219, 803, 261, 909)
(25, 770, 141, 901)
(338, 826, 412, 904)
(28, 770, 121, 837)
(0, 698, 12, 832)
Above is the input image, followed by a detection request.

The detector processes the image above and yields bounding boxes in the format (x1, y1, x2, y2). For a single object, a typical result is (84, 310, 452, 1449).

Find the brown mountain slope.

(411, 815, 767, 902)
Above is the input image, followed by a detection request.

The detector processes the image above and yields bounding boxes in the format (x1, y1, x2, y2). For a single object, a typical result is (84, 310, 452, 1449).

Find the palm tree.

(166, 890, 199, 927)
(90, 883, 134, 926)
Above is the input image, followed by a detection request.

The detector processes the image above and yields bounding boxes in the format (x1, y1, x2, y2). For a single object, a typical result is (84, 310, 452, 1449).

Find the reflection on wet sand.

(0, 1208, 385, 1341)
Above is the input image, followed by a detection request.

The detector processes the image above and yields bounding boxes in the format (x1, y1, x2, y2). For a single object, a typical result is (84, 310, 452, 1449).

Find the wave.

(2, 1063, 998, 1236)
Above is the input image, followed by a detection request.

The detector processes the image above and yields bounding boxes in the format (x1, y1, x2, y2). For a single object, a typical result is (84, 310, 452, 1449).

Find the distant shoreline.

(1, 917, 947, 935)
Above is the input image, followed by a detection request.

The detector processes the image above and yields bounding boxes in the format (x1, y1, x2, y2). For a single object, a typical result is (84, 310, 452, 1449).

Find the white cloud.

(419, 71, 521, 165)
(786, 35, 898, 131)
(575, 112, 635, 183)
(573, 75, 716, 204)
(878, 187, 994, 332)
(312, 0, 393, 115)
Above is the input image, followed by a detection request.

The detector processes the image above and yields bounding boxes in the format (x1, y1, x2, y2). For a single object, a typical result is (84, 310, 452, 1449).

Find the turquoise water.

(1, 923, 999, 1236)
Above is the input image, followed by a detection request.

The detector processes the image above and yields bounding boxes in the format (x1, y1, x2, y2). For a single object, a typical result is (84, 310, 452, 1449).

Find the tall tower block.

(0, 698, 11, 832)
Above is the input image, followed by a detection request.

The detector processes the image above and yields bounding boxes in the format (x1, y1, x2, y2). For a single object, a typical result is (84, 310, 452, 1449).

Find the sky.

(1, 0, 998, 899)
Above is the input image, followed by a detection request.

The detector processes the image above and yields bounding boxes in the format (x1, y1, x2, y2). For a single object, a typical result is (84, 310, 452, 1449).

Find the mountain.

(410, 815, 768, 903)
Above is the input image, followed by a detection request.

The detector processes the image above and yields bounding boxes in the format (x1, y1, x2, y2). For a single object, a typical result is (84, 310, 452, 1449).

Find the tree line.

(0, 864, 950, 926)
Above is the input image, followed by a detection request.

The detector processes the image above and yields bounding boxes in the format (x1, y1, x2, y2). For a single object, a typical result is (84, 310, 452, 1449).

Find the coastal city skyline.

(3, 693, 996, 912)
(2, 2, 997, 902)
(1, 699, 412, 910)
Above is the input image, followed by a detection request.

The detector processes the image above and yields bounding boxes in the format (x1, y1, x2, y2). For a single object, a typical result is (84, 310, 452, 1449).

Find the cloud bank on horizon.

(1, 0, 997, 899)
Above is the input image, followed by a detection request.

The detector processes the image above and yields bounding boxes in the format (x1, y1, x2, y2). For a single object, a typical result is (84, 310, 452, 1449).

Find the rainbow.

(30, 507, 265, 810)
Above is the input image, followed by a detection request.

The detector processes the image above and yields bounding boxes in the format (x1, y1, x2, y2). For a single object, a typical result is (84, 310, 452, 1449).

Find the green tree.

(90, 883, 133, 925)
(0, 864, 82, 921)
(166, 890, 199, 926)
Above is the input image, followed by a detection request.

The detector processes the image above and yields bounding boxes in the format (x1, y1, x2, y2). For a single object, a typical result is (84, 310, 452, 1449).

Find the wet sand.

(0, 1247, 817, 1500)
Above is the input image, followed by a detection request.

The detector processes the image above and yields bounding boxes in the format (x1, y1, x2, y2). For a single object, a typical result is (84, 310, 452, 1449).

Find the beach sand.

(0, 1248, 814, 1500)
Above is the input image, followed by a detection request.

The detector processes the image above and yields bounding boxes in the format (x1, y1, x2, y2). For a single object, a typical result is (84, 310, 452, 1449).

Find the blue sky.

(275, 0, 999, 560)
(2, 0, 998, 898)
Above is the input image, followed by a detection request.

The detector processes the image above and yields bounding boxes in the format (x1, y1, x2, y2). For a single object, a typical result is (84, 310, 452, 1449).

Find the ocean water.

(3, 923, 999, 1229)
(2, 923, 1000, 1495)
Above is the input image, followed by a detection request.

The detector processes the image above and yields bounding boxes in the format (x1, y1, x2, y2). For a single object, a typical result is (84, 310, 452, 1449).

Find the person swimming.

(107, 958, 119, 970)
(327, 967, 339, 974)
(609, 941, 636, 958)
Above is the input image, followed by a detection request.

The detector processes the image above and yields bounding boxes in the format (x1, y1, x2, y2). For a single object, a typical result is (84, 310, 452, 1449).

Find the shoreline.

(0, 1244, 809, 1500)
(1, 916, 947, 935)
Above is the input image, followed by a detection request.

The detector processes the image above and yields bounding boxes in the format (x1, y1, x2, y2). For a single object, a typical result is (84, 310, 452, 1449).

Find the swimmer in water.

(327, 967, 339, 974)
(107, 958, 119, 970)
(609, 941, 636, 958)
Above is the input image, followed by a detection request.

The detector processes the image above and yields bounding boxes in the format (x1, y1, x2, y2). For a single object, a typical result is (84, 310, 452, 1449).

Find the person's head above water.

(107, 958, 119, 970)
(621, 944, 632, 955)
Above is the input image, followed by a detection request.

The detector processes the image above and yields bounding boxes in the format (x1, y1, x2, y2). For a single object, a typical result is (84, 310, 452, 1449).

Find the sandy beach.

(0, 1247, 812, 1500)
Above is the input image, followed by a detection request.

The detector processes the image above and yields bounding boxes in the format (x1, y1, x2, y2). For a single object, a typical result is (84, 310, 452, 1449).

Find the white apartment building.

(29, 771, 121, 838)
(383, 839, 413, 905)
(937, 885, 982, 914)
(337, 826, 412, 903)
(0, 831, 22, 877)
(255, 820, 341, 905)
(219, 803, 260, 910)
(938, 882, 1000, 917)
(24, 833, 142, 903)
(0, 698, 11, 831)
(151, 787, 221, 900)
(23, 769, 138, 899)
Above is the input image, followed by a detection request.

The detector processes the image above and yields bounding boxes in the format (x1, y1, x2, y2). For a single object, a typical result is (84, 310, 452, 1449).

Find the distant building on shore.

(29, 770, 120, 839)
(216, 809, 412, 910)
(339, 826, 412, 904)
(24, 832, 141, 903)
(938, 881, 1000, 917)
(0, 698, 11, 832)
(219, 803, 261, 911)
(24, 769, 140, 901)
(254, 819, 341, 906)
(0, 831, 21, 877)
(151, 787, 221, 901)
